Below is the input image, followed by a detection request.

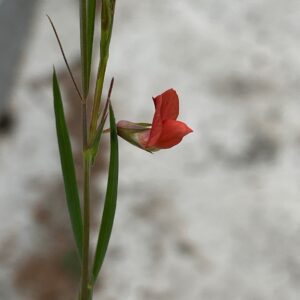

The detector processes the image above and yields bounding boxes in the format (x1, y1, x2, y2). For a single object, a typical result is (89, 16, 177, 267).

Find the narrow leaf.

(53, 68, 83, 259)
(90, 112, 107, 165)
(90, 78, 114, 164)
(87, 0, 96, 81)
(91, 102, 119, 282)
(89, 1, 116, 136)
(80, 0, 89, 96)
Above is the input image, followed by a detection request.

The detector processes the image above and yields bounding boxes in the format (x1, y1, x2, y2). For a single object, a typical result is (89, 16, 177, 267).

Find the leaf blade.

(91, 102, 119, 282)
(80, 0, 89, 96)
(53, 68, 83, 259)
(90, 77, 114, 164)
(87, 0, 96, 81)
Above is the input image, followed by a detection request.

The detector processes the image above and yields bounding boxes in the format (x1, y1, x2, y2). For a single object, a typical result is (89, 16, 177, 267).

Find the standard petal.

(153, 89, 179, 121)
(154, 119, 193, 149)
(147, 89, 180, 147)
(147, 99, 163, 147)
(146, 116, 162, 148)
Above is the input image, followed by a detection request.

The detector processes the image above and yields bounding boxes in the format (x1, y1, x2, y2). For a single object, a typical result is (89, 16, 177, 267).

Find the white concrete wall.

(1, 0, 300, 299)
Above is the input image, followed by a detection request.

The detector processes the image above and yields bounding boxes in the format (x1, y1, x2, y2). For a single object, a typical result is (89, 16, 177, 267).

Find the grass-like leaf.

(87, 0, 96, 81)
(90, 111, 107, 165)
(53, 68, 83, 259)
(90, 78, 114, 164)
(80, 0, 89, 97)
(89, 0, 116, 137)
(91, 102, 119, 283)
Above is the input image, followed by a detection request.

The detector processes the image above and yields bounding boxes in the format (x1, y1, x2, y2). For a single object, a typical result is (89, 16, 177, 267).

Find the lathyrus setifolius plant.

(49, 1, 192, 299)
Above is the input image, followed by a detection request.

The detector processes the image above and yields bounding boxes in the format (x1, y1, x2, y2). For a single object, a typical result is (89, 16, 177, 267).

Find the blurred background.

(1, 0, 300, 299)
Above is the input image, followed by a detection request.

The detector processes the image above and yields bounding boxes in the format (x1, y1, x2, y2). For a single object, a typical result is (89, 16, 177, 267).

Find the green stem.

(81, 94, 90, 300)
(80, 155, 91, 300)
(82, 102, 88, 149)
(80, 0, 89, 295)
(87, 283, 94, 300)
(89, 55, 108, 140)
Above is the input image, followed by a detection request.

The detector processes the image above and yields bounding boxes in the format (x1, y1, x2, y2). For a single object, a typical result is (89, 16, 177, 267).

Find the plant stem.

(89, 55, 108, 140)
(79, 2, 117, 300)
(80, 154, 91, 300)
(82, 102, 88, 149)
(80, 0, 90, 295)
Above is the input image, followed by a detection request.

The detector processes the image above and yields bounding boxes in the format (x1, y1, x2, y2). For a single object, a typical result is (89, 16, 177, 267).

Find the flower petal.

(154, 120, 193, 149)
(147, 89, 180, 147)
(146, 118, 162, 148)
(153, 89, 179, 121)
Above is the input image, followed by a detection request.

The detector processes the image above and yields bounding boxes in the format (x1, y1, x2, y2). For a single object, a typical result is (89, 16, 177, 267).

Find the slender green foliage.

(89, 0, 116, 140)
(87, 0, 97, 81)
(80, 0, 89, 97)
(91, 102, 119, 283)
(52, 69, 83, 259)
(90, 78, 114, 164)
(53, 2, 118, 299)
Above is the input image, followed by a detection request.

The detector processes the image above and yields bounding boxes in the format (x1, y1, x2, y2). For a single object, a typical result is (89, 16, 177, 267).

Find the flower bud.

(117, 121, 154, 151)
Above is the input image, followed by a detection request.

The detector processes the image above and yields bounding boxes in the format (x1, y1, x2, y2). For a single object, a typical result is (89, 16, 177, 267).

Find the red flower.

(117, 89, 193, 152)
